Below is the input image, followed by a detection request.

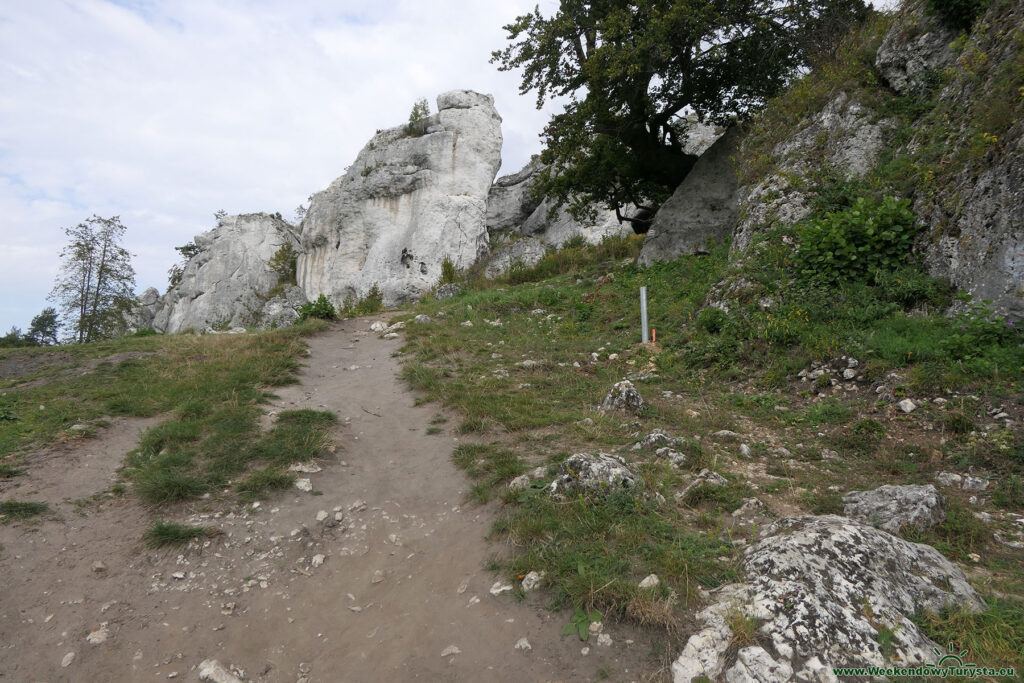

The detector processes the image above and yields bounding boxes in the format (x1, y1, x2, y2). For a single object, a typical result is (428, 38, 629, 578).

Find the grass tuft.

(144, 521, 215, 548)
(0, 500, 48, 521)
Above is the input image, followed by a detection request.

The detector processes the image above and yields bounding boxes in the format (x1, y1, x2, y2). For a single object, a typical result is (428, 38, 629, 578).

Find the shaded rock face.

(638, 127, 742, 266)
(297, 90, 502, 307)
(152, 214, 302, 334)
(484, 160, 631, 260)
(671, 515, 982, 682)
(130, 287, 161, 330)
(486, 122, 721, 267)
(843, 483, 945, 534)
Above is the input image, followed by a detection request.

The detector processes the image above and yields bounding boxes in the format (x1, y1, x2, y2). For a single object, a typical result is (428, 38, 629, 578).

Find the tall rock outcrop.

(297, 90, 502, 306)
(151, 214, 301, 334)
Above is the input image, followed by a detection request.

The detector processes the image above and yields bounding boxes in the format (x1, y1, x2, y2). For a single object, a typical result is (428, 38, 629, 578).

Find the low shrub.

(297, 294, 337, 321)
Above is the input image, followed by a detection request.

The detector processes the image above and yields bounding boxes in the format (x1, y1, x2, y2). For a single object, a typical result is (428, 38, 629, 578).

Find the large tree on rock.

(492, 0, 868, 230)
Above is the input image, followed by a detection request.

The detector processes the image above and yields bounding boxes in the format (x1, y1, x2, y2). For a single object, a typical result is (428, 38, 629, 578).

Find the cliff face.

(150, 214, 301, 334)
(297, 90, 502, 307)
(639, 0, 1023, 320)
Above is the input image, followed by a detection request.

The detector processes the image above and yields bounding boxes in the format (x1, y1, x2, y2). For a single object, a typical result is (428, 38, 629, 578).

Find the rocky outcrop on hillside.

(671, 515, 982, 682)
(297, 90, 502, 307)
(885, 2, 1024, 319)
(150, 214, 301, 334)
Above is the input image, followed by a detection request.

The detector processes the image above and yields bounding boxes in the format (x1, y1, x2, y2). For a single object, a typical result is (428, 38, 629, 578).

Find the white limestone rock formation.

(671, 515, 982, 682)
(483, 237, 547, 278)
(152, 214, 302, 334)
(297, 90, 502, 307)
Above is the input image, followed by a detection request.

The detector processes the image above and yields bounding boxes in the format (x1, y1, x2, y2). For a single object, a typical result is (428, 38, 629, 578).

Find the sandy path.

(0, 319, 655, 682)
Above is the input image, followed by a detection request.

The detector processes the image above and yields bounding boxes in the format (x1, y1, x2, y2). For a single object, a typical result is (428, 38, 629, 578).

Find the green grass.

(0, 500, 48, 522)
(0, 320, 335, 507)
(0, 462, 23, 478)
(143, 521, 216, 548)
(914, 597, 1024, 677)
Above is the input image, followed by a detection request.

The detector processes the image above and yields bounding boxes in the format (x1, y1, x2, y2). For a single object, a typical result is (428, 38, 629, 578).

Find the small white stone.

(898, 399, 917, 413)
(521, 571, 545, 592)
(515, 637, 532, 651)
(294, 478, 313, 492)
(739, 444, 752, 458)
(315, 510, 329, 522)
(597, 633, 613, 647)
(638, 574, 660, 589)
(371, 570, 385, 584)
(171, 572, 186, 580)
(441, 645, 461, 657)
(61, 652, 75, 668)
(311, 554, 325, 568)
(489, 581, 513, 596)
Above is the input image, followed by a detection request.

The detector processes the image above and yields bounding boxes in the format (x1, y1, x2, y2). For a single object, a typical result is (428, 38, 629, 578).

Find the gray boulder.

(152, 214, 302, 334)
(875, 3, 956, 95)
(129, 287, 161, 330)
(434, 283, 462, 300)
(671, 515, 982, 682)
(549, 453, 638, 498)
(297, 90, 502, 307)
(842, 484, 945, 534)
(639, 127, 742, 266)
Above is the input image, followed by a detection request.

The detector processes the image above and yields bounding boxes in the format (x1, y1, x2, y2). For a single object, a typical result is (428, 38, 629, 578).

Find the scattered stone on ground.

(676, 469, 727, 502)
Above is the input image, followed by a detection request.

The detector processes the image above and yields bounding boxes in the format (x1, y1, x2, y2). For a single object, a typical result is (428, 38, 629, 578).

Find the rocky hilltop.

(298, 90, 502, 308)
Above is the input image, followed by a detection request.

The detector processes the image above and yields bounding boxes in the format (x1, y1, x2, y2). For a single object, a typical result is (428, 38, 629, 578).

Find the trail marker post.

(640, 286, 649, 344)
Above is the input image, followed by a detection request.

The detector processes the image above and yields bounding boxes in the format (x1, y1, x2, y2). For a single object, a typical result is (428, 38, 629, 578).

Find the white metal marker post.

(640, 286, 649, 344)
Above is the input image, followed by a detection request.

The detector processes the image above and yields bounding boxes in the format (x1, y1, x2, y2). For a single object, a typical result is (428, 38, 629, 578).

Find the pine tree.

(48, 215, 137, 343)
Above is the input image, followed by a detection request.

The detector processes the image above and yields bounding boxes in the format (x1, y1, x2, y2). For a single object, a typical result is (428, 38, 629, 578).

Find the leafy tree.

(409, 97, 431, 124)
(492, 0, 868, 228)
(48, 215, 137, 344)
(167, 240, 200, 289)
(26, 307, 60, 346)
(0, 326, 32, 348)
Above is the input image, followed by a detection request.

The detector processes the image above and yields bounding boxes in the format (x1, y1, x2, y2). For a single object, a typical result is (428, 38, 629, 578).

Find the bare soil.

(0, 319, 659, 682)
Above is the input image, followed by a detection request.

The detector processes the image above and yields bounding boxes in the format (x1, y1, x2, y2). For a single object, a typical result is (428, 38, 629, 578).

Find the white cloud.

(0, 0, 898, 331)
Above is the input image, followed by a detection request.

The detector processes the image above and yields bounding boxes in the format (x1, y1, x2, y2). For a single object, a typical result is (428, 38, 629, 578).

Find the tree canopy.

(49, 215, 136, 343)
(492, 0, 868, 227)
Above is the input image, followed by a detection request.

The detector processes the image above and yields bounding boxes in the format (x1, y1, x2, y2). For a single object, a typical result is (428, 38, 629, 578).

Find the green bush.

(348, 284, 383, 316)
(871, 265, 952, 309)
(268, 243, 298, 284)
(796, 197, 919, 283)
(928, 0, 990, 30)
(696, 307, 729, 334)
(297, 294, 337, 321)
(440, 257, 457, 285)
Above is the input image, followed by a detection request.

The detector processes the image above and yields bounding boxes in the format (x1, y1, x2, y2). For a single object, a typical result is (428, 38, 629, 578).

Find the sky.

(0, 0, 898, 333)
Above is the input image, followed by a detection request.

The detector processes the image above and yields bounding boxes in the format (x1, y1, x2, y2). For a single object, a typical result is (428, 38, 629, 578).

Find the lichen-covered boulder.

(257, 284, 307, 330)
(298, 90, 502, 307)
(600, 380, 644, 413)
(842, 484, 945, 534)
(152, 214, 302, 334)
(671, 515, 983, 682)
(875, 2, 956, 95)
(549, 453, 638, 498)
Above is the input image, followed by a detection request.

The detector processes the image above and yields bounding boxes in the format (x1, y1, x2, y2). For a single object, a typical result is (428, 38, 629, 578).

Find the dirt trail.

(0, 319, 655, 682)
